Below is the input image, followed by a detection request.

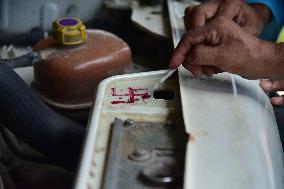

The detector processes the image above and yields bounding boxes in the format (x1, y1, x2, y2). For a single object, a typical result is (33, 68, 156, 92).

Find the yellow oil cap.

(52, 18, 87, 46)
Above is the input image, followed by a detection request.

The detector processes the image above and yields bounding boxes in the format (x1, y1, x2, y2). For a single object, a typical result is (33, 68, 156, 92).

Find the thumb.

(271, 96, 284, 106)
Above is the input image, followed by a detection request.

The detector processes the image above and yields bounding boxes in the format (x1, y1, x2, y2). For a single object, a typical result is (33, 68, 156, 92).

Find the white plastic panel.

(180, 70, 284, 189)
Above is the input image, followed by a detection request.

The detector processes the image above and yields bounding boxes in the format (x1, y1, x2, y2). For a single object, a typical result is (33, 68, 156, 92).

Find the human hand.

(170, 17, 276, 79)
(260, 80, 284, 106)
(184, 0, 271, 36)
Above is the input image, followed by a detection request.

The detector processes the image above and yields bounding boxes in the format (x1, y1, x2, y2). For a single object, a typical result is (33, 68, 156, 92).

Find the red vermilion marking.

(142, 93, 151, 99)
(111, 87, 151, 104)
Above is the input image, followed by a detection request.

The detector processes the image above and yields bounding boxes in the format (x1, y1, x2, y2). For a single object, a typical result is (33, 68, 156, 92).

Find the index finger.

(184, 6, 206, 31)
(169, 29, 207, 69)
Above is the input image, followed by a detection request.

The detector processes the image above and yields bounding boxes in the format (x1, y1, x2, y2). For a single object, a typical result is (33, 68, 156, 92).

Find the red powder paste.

(111, 87, 151, 104)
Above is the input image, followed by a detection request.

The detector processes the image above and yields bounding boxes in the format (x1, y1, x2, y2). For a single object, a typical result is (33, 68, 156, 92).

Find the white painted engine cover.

(180, 69, 284, 189)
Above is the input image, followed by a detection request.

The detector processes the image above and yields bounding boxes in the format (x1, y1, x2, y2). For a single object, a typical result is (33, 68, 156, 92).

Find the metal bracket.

(103, 118, 187, 189)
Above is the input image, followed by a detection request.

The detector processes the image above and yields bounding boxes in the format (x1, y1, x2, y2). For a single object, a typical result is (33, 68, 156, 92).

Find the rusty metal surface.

(103, 118, 186, 189)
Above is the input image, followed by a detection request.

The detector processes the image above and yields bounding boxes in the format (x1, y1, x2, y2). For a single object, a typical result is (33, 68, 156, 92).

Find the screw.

(124, 119, 135, 128)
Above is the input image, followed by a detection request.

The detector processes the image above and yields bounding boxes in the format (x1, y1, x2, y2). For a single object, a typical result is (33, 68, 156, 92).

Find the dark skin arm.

(170, 17, 284, 80)
(178, 0, 273, 78)
(176, 0, 284, 106)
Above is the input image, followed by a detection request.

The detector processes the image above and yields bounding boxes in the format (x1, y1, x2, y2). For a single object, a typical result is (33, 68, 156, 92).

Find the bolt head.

(124, 119, 135, 127)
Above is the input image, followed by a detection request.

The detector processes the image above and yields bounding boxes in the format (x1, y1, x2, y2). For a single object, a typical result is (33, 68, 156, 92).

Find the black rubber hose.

(0, 63, 85, 169)
(0, 126, 48, 163)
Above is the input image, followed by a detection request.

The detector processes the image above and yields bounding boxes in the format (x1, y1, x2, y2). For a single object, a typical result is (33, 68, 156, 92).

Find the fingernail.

(272, 97, 283, 105)
(260, 80, 272, 91)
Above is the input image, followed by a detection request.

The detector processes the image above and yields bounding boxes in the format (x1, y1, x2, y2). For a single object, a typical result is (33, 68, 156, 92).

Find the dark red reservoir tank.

(32, 18, 132, 116)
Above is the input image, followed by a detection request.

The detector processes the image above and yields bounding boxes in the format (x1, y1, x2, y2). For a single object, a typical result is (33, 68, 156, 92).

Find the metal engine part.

(103, 118, 187, 189)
